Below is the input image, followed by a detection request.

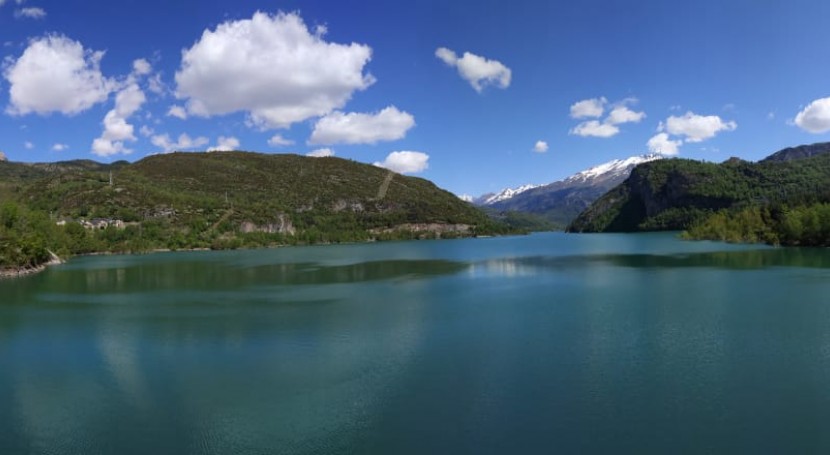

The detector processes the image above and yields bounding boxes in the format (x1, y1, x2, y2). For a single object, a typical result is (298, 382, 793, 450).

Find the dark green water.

(3, 232, 830, 453)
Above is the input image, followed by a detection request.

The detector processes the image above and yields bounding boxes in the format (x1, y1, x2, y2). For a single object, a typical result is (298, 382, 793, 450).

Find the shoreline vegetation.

(0, 198, 520, 279)
(0, 249, 63, 279)
(0, 209, 511, 279)
(681, 202, 830, 247)
(5, 204, 829, 280)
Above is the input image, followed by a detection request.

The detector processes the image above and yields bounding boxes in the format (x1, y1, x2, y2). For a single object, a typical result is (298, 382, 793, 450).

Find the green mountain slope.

(24, 152, 490, 230)
(1, 151, 503, 271)
(761, 142, 830, 163)
(568, 144, 830, 236)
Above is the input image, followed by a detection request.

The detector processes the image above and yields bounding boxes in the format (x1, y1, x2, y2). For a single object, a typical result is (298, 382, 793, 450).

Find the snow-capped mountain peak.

(474, 153, 663, 206)
(564, 153, 663, 184)
(479, 184, 541, 205)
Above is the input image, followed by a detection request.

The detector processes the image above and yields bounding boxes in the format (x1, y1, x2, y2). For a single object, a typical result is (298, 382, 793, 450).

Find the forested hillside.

(0, 152, 507, 272)
(568, 143, 830, 246)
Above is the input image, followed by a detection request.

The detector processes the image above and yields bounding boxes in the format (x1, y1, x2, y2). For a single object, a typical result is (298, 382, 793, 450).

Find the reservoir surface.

(2, 232, 830, 453)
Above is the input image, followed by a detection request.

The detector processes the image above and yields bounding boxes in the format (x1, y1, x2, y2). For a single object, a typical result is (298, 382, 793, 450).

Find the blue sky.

(2, 0, 830, 197)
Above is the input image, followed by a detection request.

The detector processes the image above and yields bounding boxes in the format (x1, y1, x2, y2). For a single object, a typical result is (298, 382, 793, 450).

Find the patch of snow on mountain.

(481, 184, 541, 205)
(474, 154, 663, 206)
(565, 154, 663, 184)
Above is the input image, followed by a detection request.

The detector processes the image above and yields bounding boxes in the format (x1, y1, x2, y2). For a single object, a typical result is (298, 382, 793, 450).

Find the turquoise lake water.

(3, 232, 830, 453)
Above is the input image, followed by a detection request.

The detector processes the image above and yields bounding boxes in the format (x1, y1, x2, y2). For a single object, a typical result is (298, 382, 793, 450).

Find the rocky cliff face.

(240, 213, 296, 235)
(568, 143, 830, 233)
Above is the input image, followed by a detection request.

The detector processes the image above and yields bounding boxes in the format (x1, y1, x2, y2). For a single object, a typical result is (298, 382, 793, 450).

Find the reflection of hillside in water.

(28, 258, 468, 300)
(4, 233, 830, 453)
(473, 247, 830, 278)
(9, 263, 445, 453)
(597, 248, 830, 270)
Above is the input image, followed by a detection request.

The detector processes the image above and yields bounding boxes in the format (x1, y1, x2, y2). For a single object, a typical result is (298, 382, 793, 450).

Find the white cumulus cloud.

(794, 97, 830, 133)
(435, 47, 457, 66)
(4, 35, 114, 116)
(132, 58, 152, 76)
(308, 106, 415, 145)
(568, 97, 645, 138)
(533, 140, 548, 153)
(51, 143, 68, 152)
(435, 47, 511, 93)
(374, 151, 429, 174)
(174, 11, 375, 130)
(570, 97, 607, 119)
(14, 7, 46, 19)
(91, 83, 146, 157)
(24, 141, 33, 150)
(90, 138, 125, 157)
(147, 73, 166, 95)
(307, 148, 334, 157)
(606, 105, 646, 125)
(113, 84, 146, 119)
(647, 133, 681, 156)
(570, 120, 619, 138)
(268, 134, 294, 147)
(207, 136, 240, 152)
(150, 133, 209, 153)
(167, 105, 187, 120)
(664, 111, 736, 143)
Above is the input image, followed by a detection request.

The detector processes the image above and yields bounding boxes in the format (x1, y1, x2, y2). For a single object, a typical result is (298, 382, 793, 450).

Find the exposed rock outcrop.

(371, 223, 472, 238)
(240, 213, 295, 235)
(569, 143, 830, 233)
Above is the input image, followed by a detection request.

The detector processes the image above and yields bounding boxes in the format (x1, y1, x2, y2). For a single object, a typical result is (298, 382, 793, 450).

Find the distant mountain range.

(474, 184, 543, 206)
(471, 154, 663, 226)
